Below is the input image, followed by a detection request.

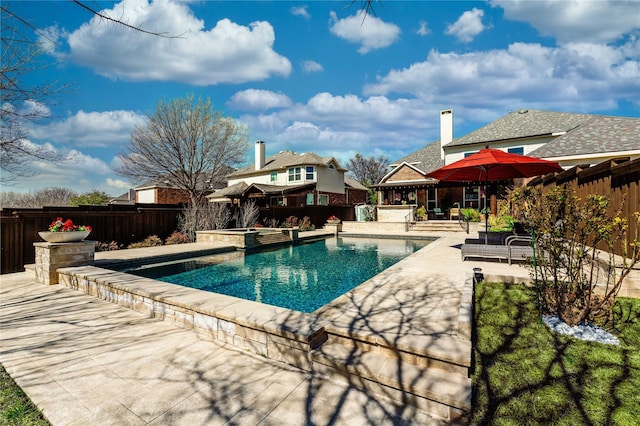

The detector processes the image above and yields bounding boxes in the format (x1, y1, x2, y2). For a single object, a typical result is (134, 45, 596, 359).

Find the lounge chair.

(461, 235, 533, 265)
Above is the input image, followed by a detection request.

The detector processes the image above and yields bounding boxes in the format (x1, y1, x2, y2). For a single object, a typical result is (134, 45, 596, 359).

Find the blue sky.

(5, 0, 640, 196)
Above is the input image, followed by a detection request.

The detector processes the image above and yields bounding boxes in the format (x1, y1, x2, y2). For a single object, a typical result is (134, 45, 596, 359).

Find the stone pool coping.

(55, 233, 467, 370)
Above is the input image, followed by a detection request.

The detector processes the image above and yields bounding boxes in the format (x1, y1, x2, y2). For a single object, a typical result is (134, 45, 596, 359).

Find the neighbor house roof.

(529, 115, 640, 158)
(445, 109, 593, 148)
(135, 166, 233, 191)
(207, 181, 248, 199)
(243, 183, 316, 196)
(228, 150, 345, 178)
(344, 177, 369, 191)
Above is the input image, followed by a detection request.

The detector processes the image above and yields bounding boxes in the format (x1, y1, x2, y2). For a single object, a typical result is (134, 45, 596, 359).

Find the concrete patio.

(1, 230, 531, 425)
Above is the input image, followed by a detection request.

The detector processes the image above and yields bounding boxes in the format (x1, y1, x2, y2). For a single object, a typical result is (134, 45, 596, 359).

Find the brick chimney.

(255, 140, 265, 170)
(440, 109, 453, 162)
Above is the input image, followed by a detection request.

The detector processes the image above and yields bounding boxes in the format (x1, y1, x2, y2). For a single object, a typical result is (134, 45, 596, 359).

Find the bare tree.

(1, 2, 183, 186)
(346, 153, 389, 187)
(0, 187, 78, 208)
(1, 6, 68, 184)
(179, 202, 232, 241)
(346, 153, 389, 204)
(236, 200, 260, 228)
(114, 94, 249, 205)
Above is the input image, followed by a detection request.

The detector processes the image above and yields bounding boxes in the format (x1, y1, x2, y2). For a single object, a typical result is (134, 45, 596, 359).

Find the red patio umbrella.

(426, 147, 563, 242)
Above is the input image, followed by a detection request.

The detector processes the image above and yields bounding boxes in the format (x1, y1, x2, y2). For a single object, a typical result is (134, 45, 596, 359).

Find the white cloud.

(63, 0, 291, 85)
(290, 5, 310, 20)
(417, 20, 431, 36)
(492, 0, 640, 44)
(240, 92, 435, 159)
(329, 11, 401, 54)
(5, 142, 116, 194)
(301, 60, 323, 73)
(29, 110, 144, 147)
(364, 41, 640, 112)
(105, 178, 131, 189)
(445, 8, 487, 43)
(228, 89, 293, 111)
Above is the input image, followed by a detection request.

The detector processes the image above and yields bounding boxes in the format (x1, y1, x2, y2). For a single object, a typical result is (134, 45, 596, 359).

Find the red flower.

(48, 217, 92, 233)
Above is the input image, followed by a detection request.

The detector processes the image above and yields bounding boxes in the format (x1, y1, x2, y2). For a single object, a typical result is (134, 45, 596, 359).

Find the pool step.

(409, 221, 468, 233)
(311, 341, 471, 423)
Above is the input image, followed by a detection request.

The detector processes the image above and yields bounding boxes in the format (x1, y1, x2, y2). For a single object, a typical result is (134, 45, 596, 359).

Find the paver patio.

(1, 231, 530, 425)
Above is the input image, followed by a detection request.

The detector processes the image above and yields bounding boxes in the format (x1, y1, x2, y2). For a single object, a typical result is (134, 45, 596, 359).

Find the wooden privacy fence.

(531, 157, 640, 257)
(1, 205, 183, 274)
(1, 204, 356, 274)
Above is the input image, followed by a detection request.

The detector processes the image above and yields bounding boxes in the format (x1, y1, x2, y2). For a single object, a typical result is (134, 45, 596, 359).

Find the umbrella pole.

(484, 173, 489, 244)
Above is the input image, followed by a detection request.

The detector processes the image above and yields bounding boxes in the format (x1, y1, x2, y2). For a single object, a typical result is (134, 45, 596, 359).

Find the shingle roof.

(530, 115, 640, 158)
(344, 176, 368, 191)
(445, 109, 592, 148)
(393, 141, 444, 174)
(228, 150, 345, 178)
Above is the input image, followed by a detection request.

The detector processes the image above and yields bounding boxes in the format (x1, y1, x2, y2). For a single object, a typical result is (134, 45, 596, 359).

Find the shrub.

(127, 235, 163, 249)
(263, 218, 279, 228)
(165, 231, 189, 245)
(461, 208, 481, 222)
(94, 241, 122, 252)
(415, 206, 427, 220)
(488, 214, 514, 232)
(510, 185, 640, 326)
(284, 216, 299, 228)
(299, 216, 315, 231)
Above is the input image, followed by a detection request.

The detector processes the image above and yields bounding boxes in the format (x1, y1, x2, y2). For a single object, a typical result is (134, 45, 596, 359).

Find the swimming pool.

(125, 236, 431, 313)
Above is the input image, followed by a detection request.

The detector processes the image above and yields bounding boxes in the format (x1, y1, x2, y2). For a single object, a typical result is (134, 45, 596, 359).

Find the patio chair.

(461, 235, 533, 264)
(433, 207, 444, 219)
(449, 207, 460, 220)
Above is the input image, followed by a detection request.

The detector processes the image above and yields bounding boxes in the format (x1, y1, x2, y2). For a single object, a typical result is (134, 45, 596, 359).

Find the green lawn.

(472, 282, 640, 425)
(0, 365, 49, 426)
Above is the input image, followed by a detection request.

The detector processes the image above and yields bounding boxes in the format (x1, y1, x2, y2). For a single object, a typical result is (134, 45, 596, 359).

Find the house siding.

(387, 165, 424, 182)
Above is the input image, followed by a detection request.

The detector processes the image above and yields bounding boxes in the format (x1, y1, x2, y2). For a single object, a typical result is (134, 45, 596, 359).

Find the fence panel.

(1, 206, 183, 274)
(540, 158, 640, 256)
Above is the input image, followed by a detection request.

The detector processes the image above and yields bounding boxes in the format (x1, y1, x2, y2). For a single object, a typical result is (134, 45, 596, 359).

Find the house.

(207, 141, 367, 207)
(131, 169, 230, 205)
(375, 109, 640, 220)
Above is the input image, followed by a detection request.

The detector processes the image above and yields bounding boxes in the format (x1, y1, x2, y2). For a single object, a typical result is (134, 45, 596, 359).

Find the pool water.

(127, 237, 431, 313)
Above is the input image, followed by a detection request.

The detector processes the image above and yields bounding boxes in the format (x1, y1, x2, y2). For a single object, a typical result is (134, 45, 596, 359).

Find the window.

(427, 188, 437, 211)
(318, 194, 329, 206)
(328, 164, 335, 169)
(270, 196, 285, 206)
(463, 186, 480, 208)
(270, 172, 278, 182)
(464, 151, 478, 158)
(306, 193, 314, 205)
(305, 166, 315, 180)
(508, 147, 524, 155)
(288, 167, 301, 182)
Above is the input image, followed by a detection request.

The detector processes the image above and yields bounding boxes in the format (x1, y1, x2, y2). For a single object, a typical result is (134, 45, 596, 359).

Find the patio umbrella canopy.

(426, 147, 563, 182)
(426, 147, 563, 242)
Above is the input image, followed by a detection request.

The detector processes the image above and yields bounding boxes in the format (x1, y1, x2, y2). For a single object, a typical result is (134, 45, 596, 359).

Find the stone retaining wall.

(56, 266, 327, 370)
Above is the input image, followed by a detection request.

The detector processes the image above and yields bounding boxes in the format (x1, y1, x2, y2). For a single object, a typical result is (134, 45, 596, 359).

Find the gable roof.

(392, 141, 444, 175)
(228, 150, 345, 178)
(446, 109, 592, 148)
(530, 115, 640, 158)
